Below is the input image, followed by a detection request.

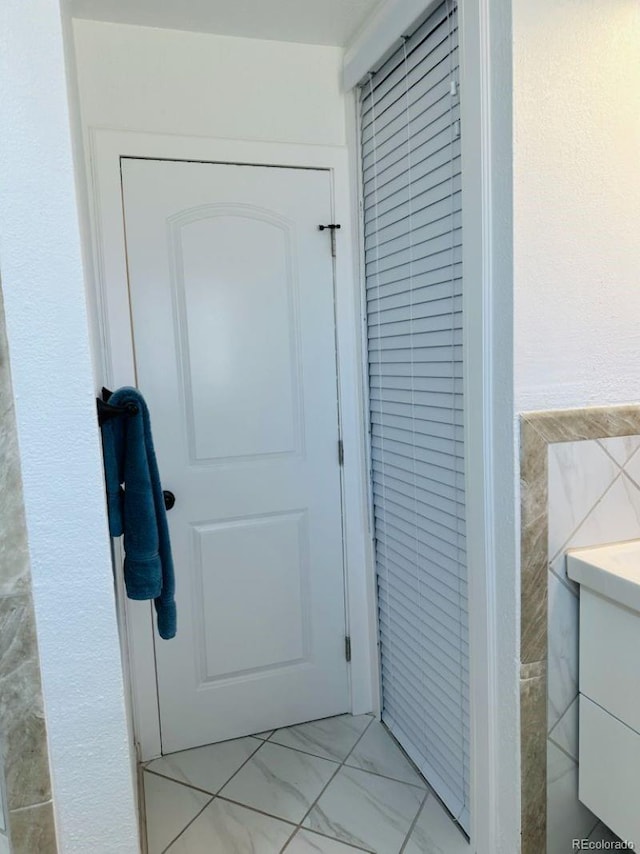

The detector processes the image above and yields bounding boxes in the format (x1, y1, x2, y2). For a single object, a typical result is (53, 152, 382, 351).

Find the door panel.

(120, 159, 348, 753)
(195, 511, 310, 680)
(174, 210, 301, 462)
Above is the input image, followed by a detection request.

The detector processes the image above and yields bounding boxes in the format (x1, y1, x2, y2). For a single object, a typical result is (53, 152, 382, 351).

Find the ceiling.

(70, 0, 384, 46)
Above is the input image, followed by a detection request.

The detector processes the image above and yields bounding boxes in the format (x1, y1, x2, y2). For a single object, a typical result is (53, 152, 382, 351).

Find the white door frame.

(87, 128, 379, 760)
(343, 1, 517, 853)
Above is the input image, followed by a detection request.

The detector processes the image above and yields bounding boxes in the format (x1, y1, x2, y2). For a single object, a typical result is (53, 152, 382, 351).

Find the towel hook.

(97, 387, 139, 427)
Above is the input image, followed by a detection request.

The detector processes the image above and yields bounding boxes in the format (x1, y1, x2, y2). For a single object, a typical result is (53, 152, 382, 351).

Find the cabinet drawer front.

(580, 589, 640, 733)
(579, 695, 640, 845)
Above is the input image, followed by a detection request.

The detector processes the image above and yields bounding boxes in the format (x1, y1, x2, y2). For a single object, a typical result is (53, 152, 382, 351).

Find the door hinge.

(345, 635, 352, 663)
(338, 438, 344, 466)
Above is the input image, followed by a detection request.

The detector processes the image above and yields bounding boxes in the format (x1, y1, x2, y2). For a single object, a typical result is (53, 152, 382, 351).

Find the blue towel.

(101, 387, 177, 640)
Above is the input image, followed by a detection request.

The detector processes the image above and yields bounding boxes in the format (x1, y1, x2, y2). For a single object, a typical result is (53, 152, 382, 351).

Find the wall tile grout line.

(626, 444, 640, 469)
(598, 438, 640, 472)
(547, 734, 576, 765)
(547, 700, 575, 745)
(548, 471, 622, 566)
(621, 468, 640, 494)
(7, 798, 53, 814)
(548, 459, 640, 572)
(596, 439, 627, 469)
(549, 564, 579, 600)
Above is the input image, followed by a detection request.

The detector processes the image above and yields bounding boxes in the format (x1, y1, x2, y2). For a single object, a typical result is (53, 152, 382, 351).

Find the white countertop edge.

(567, 540, 640, 613)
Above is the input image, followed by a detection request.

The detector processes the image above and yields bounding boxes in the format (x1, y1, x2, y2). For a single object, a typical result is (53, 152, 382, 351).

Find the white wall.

(513, 0, 640, 412)
(0, 1, 139, 851)
(73, 20, 347, 146)
(61, 3, 106, 387)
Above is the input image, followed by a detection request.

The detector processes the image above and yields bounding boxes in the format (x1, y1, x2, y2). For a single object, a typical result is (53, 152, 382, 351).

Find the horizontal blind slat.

(361, 17, 459, 129)
(379, 662, 467, 761)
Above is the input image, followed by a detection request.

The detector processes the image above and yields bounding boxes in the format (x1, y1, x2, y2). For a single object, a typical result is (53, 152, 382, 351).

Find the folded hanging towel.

(101, 387, 177, 640)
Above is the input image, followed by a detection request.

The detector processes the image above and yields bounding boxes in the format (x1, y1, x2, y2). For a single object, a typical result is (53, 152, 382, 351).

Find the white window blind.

(360, 0, 469, 831)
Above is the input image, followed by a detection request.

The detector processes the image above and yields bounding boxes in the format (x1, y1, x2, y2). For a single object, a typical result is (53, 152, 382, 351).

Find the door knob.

(163, 490, 176, 511)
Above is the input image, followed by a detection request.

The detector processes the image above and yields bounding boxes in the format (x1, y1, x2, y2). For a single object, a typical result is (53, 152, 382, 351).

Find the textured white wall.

(0, 0, 139, 851)
(73, 19, 347, 146)
(513, 0, 640, 412)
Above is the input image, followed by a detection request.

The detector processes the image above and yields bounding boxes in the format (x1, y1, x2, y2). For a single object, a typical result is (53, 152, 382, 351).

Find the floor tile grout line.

(153, 781, 382, 854)
(341, 762, 427, 791)
(147, 718, 371, 849)
(286, 826, 376, 853)
(149, 715, 432, 853)
(153, 717, 377, 852)
(398, 789, 431, 853)
(144, 736, 264, 799)
(144, 766, 221, 798)
(208, 735, 267, 793)
(254, 737, 343, 766)
(150, 736, 268, 852)
(213, 793, 299, 827)
(153, 725, 426, 848)
(156, 785, 376, 852)
(267, 715, 374, 758)
(157, 787, 302, 852)
(586, 816, 602, 842)
(280, 715, 377, 853)
(378, 720, 467, 850)
(160, 795, 214, 854)
(377, 719, 432, 791)
(249, 731, 427, 790)
(250, 731, 276, 743)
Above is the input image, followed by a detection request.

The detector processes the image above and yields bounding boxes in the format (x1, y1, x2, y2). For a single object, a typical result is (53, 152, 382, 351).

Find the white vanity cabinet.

(568, 540, 640, 846)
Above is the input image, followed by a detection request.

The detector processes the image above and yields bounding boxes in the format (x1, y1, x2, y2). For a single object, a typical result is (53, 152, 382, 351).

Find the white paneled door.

(120, 159, 348, 754)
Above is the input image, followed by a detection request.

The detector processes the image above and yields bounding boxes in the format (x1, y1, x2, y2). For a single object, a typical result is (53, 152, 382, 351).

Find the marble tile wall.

(520, 408, 640, 854)
(547, 435, 640, 851)
(0, 289, 57, 853)
(0, 740, 8, 854)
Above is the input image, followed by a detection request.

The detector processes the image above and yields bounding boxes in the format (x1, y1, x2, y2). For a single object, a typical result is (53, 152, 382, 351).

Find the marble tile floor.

(143, 714, 470, 854)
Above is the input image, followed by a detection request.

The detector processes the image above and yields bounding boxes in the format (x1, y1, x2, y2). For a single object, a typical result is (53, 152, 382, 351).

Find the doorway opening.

(80, 0, 479, 850)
